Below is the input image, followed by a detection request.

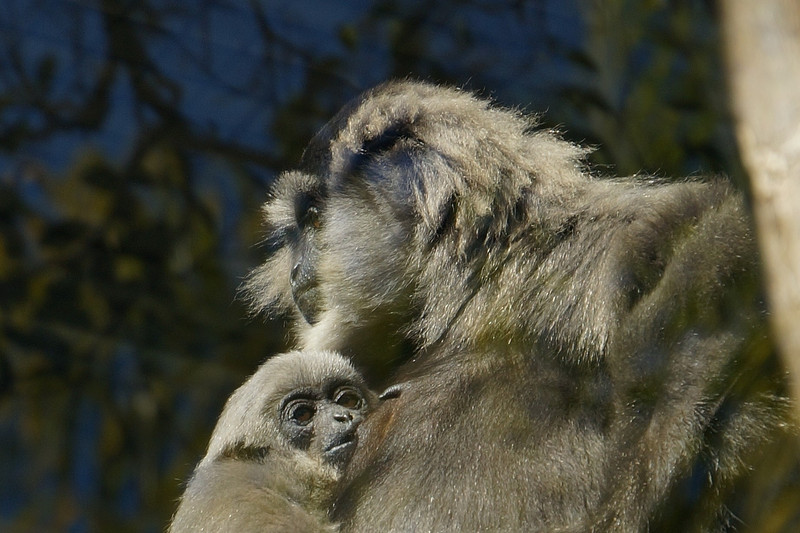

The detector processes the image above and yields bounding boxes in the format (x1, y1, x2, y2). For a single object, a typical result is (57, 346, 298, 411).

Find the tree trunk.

(720, 0, 800, 409)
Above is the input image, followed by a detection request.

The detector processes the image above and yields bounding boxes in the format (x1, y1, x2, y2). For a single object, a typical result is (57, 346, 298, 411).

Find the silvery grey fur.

(244, 81, 791, 531)
(170, 350, 375, 533)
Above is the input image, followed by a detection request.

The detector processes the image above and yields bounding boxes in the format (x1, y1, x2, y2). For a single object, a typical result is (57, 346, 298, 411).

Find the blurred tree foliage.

(0, 146, 284, 532)
(0, 0, 792, 531)
(565, 0, 745, 180)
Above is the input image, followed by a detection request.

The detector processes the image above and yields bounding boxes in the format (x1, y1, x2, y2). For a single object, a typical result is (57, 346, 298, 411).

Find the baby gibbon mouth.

(325, 432, 356, 453)
(323, 432, 358, 467)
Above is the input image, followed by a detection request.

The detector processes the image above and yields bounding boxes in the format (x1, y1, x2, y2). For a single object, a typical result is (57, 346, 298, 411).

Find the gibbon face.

(276, 371, 369, 469)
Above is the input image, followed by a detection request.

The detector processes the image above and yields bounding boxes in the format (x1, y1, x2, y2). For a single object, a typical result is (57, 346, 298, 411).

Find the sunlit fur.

(245, 81, 793, 531)
(169, 351, 375, 533)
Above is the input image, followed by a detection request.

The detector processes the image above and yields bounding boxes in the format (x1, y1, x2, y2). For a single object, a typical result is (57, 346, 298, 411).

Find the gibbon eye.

(334, 388, 363, 409)
(296, 193, 322, 230)
(300, 205, 320, 229)
(289, 403, 315, 425)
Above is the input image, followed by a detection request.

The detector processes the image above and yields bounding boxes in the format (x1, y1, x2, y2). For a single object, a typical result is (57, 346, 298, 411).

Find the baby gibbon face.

(278, 379, 369, 469)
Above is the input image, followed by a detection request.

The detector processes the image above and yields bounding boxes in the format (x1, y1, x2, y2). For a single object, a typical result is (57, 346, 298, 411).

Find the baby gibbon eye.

(334, 388, 363, 410)
(288, 402, 315, 425)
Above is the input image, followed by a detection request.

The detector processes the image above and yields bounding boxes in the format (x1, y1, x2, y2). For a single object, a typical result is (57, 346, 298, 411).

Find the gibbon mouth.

(325, 432, 356, 454)
(323, 432, 358, 466)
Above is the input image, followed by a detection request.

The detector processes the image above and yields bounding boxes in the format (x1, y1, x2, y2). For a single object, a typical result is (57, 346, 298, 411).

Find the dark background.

(0, 1, 781, 531)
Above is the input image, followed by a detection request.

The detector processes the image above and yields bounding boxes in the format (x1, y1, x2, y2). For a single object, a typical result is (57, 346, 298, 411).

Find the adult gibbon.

(245, 81, 796, 531)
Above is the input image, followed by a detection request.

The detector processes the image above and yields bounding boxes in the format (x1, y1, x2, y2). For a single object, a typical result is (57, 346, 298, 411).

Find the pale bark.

(720, 0, 800, 408)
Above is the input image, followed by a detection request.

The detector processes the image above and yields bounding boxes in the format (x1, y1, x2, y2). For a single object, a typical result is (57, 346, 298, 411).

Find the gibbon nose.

(333, 410, 353, 423)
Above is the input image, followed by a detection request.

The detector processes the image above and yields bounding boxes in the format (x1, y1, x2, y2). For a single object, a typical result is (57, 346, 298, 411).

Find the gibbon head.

(204, 350, 374, 470)
(244, 81, 587, 379)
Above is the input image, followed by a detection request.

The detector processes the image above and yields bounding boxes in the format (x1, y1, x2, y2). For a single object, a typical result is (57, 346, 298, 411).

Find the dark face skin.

(278, 380, 369, 469)
(288, 186, 324, 325)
